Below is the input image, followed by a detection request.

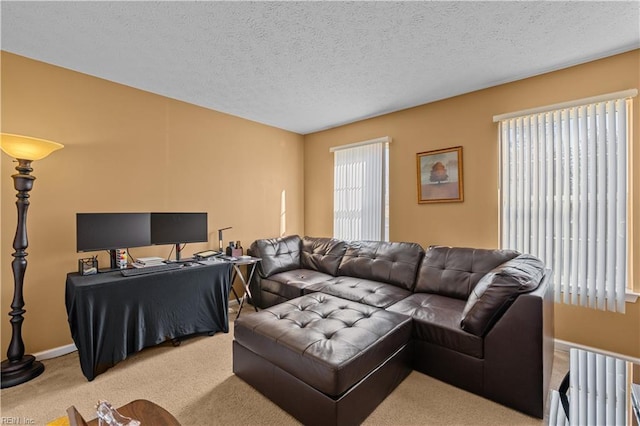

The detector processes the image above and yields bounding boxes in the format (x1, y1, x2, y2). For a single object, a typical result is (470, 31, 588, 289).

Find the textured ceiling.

(2, 1, 639, 135)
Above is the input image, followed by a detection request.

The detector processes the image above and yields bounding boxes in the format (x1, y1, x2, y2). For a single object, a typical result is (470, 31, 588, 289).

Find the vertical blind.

(497, 94, 633, 313)
(548, 348, 630, 425)
(569, 348, 628, 426)
(331, 137, 390, 241)
(548, 391, 569, 426)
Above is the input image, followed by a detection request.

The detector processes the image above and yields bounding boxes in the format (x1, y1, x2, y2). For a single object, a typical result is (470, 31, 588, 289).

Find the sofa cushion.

(415, 246, 520, 300)
(301, 237, 347, 276)
(387, 293, 483, 358)
(304, 276, 413, 309)
(461, 254, 545, 336)
(337, 241, 424, 291)
(252, 235, 302, 277)
(261, 269, 335, 301)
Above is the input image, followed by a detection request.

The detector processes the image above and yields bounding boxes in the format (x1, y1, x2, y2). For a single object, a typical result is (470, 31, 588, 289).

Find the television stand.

(94, 250, 122, 273)
(109, 249, 119, 269)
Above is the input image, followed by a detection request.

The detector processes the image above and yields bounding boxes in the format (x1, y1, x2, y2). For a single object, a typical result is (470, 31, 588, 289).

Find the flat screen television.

(150, 212, 208, 260)
(76, 213, 151, 269)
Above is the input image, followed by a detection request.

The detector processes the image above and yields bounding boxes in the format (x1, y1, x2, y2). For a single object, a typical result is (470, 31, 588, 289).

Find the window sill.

(625, 291, 639, 303)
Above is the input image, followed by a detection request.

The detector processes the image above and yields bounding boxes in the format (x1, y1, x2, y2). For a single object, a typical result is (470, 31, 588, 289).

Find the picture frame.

(416, 146, 463, 204)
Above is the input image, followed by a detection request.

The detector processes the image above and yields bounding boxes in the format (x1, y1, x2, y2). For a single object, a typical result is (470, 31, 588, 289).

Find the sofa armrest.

(248, 235, 303, 309)
(250, 235, 302, 277)
(483, 269, 554, 418)
(461, 254, 545, 336)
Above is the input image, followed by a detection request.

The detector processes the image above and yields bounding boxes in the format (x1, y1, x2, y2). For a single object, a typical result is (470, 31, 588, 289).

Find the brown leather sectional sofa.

(242, 235, 554, 421)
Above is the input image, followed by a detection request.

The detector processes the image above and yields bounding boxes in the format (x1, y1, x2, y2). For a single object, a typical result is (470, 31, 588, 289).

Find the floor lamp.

(0, 133, 64, 389)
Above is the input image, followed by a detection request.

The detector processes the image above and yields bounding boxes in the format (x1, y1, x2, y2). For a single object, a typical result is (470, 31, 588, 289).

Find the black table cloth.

(65, 262, 232, 381)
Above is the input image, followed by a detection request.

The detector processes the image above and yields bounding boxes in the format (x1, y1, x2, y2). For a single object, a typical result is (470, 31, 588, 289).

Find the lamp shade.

(1, 133, 64, 161)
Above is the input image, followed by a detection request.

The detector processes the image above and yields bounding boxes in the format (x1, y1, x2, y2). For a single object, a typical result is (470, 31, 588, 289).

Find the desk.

(65, 262, 231, 381)
(548, 348, 639, 426)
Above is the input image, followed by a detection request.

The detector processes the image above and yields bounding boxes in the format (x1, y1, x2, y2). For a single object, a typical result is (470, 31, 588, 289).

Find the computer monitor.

(150, 212, 208, 260)
(76, 213, 151, 269)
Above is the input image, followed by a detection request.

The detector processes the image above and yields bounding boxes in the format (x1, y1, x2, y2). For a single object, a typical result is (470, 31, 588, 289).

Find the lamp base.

(1, 354, 44, 388)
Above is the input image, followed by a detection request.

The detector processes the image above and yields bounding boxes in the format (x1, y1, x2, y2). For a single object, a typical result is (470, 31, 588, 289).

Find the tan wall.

(305, 50, 640, 358)
(1, 52, 305, 354)
(2, 50, 638, 358)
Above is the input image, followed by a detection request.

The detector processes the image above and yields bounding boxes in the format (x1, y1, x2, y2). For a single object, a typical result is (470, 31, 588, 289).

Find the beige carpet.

(1, 317, 568, 425)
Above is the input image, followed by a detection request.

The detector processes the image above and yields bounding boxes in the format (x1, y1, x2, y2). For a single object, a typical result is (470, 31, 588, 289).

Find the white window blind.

(497, 92, 635, 313)
(548, 348, 630, 425)
(569, 349, 628, 426)
(331, 137, 390, 241)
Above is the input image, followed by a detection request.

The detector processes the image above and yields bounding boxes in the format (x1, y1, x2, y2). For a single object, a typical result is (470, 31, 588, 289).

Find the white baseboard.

(555, 338, 640, 364)
(34, 343, 77, 361)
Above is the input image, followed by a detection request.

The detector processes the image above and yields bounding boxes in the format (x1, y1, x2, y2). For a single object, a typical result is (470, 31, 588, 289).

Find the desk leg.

(234, 263, 259, 319)
(245, 264, 259, 312)
(229, 268, 242, 305)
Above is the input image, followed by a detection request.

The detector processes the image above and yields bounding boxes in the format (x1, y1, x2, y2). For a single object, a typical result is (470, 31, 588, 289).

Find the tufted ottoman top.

(234, 293, 412, 397)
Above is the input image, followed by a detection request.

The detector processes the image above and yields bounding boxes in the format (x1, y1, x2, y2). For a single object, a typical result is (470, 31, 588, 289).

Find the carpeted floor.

(1, 316, 568, 425)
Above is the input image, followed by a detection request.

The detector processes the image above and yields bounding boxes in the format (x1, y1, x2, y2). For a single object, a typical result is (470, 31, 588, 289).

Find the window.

(331, 136, 390, 241)
(495, 90, 636, 313)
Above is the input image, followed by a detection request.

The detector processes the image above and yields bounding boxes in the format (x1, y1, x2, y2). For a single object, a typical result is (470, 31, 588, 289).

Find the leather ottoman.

(233, 293, 412, 426)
